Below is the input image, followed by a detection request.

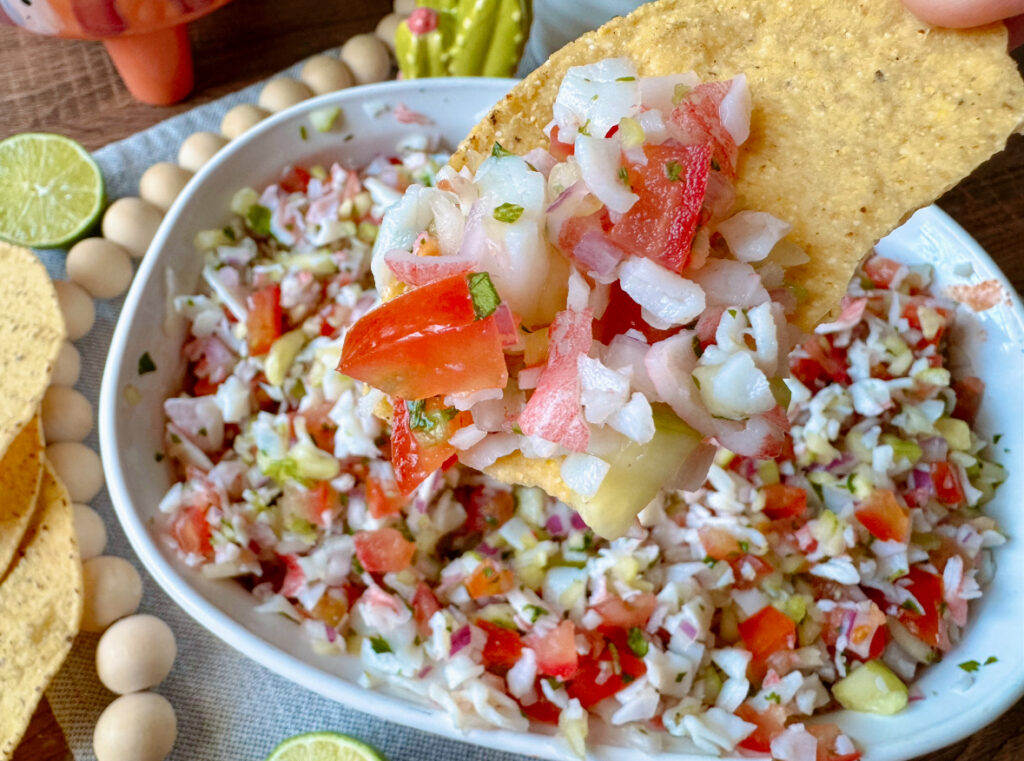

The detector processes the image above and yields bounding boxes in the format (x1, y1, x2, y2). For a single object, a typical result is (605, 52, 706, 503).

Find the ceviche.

(158, 68, 1006, 761)
(341, 59, 804, 538)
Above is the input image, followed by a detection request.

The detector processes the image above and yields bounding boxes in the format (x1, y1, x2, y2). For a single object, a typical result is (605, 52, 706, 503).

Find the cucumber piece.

(832, 659, 908, 715)
(575, 405, 706, 538)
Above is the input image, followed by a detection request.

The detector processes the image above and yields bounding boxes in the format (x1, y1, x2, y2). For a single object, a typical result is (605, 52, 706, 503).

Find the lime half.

(266, 732, 388, 761)
(0, 132, 104, 248)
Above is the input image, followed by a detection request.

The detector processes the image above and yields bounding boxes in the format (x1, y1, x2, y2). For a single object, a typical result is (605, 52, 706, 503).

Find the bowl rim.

(99, 77, 1024, 761)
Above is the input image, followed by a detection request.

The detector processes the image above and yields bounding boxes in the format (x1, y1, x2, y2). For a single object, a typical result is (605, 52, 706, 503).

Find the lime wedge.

(0, 133, 104, 248)
(266, 732, 388, 761)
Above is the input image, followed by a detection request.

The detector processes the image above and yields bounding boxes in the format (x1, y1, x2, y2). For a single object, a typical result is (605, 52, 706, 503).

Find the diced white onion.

(560, 452, 610, 498)
(574, 135, 639, 214)
(717, 210, 792, 263)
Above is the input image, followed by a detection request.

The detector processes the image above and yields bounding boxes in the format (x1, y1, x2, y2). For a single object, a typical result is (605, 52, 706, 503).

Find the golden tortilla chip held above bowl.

(452, 0, 1024, 332)
(448, 0, 1024, 534)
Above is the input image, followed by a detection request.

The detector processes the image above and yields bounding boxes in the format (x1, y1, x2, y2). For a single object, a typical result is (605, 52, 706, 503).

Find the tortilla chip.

(452, 0, 1024, 330)
(0, 462, 82, 761)
(0, 242, 65, 459)
(0, 416, 44, 579)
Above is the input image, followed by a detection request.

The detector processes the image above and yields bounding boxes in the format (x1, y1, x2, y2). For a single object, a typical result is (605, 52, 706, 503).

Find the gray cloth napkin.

(39, 58, 528, 761)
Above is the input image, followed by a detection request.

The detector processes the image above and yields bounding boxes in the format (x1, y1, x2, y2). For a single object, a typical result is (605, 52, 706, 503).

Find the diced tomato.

(279, 554, 305, 597)
(593, 281, 677, 344)
(805, 723, 863, 761)
(897, 566, 944, 648)
(698, 525, 743, 560)
(305, 482, 337, 527)
(465, 559, 515, 599)
(902, 299, 950, 347)
(525, 620, 579, 680)
(952, 376, 985, 423)
(549, 125, 574, 161)
(590, 592, 657, 629)
(301, 402, 337, 451)
(738, 606, 796, 665)
(728, 554, 774, 590)
(609, 143, 711, 272)
(931, 461, 965, 506)
(353, 528, 416, 573)
(855, 489, 910, 543)
(170, 505, 212, 558)
(734, 701, 787, 752)
(762, 484, 808, 521)
(339, 274, 508, 400)
(411, 582, 440, 636)
(460, 485, 516, 534)
(863, 256, 903, 289)
(366, 469, 406, 519)
(667, 80, 738, 176)
(278, 166, 312, 194)
(247, 284, 284, 356)
(519, 693, 562, 724)
(391, 398, 471, 494)
(477, 620, 524, 672)
(792, 336, 850, 388)
(566, 631, 646, 708)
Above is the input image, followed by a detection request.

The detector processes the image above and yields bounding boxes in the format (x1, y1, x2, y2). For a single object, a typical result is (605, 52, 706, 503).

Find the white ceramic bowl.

(100, 77, 1024, 761)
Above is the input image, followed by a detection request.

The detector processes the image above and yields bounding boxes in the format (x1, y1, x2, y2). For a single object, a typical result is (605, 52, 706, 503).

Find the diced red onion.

(570, 513, 587, 531)
(478, 542, 499, 557)
(494, 303, 520, 346)
(678, 620, 698, 640)
(523, 148, 557, 178)
(573, 230, 626, 282)
(546, 515, 565, 535)
(325, 624, 338, 643)
(450, 624, 472, 655)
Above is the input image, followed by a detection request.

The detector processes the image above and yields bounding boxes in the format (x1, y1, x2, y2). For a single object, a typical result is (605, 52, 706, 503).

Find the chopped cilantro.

(578, 119, 591, 136)
(739, 540, 750, 553)
(993, 434, 1003, 444)
(692, 335, 704, 358)
(222, 226, 237, 241)
(615, 75, 636, 81)
(291, 378, 306, 401)
(154, 452, 165, 463)
(985, 656, 999, 665)
(299, 124, 308, 141)
(467, 271, 501, 319)
(665, 160, 683, 181)
(675, 672, 686, 683)
(351, 556, 365, 575)
(169, 432, 181, 445)
(617, 165, 630, 187)
(627, 627, 649, 657)
(702, 555, 716, 567)
(710, 157, 721, 172)
(524, 605, 545, 623)
(198, 427, 208, 437)
(845, 473, 856, 492)
(493, 202, 525, 224)
(370, 635, 392, 654)
(591, 94, 599, 101)
(247, 204, 272, 236)
(621, 673, 636, 683)
(728, 308, 738, 318)
(959, 660, 980, 673)
(491, 142, 514, 158)
(766, 692, 781, 704)
(137, 352, 157, 375)
(692, 375, 702, 390)
(900, 599, 923, 614)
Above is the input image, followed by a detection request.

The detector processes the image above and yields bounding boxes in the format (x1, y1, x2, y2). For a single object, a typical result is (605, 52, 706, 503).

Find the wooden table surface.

(2, 2, 1022, 759)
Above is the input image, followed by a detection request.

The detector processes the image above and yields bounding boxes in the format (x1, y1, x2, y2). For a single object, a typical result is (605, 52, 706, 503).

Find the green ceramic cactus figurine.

(395, 0, 532, 80)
